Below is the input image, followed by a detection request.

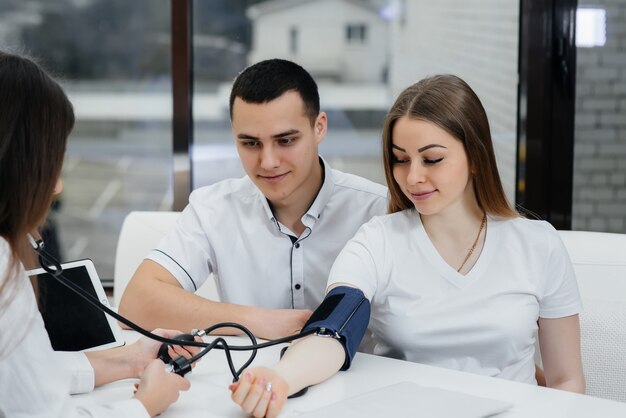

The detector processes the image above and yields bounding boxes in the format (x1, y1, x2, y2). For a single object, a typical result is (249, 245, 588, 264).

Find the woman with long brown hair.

(0, 51, 193, 417)
(229, 75, 585, 418)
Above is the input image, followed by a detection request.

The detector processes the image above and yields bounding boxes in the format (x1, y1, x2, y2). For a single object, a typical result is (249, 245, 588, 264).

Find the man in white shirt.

(119, 59, 387, 339)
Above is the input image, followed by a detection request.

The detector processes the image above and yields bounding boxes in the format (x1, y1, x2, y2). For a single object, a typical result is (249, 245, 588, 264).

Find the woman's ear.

(53, 178, 64, 196)
(469, 162, 478, 175)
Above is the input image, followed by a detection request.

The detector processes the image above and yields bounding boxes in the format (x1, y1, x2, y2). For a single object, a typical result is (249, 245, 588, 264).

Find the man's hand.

(251, 308, 312, 340)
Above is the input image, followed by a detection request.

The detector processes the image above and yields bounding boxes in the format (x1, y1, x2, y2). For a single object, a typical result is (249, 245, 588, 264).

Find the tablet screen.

(30, 265, 118, 351)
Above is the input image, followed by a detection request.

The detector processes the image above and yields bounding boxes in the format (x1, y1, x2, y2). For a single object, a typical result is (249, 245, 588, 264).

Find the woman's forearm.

(548, 376, 585, 394)
(273, 335, 346, 396)
(85, 345, 136, 387)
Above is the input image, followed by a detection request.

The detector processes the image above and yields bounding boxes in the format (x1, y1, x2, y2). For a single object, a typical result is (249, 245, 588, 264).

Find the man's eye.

(423, 157, 444, 165)
(278, 138, 295, 145)
(242, 141, 259, 148)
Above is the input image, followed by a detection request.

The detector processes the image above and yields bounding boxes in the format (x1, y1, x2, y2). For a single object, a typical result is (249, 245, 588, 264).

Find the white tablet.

(296, 381, 513, 418)
(27, 259, 125, 352)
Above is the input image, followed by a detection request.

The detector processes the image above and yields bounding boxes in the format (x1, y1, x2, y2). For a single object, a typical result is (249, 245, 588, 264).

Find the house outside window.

(290, 27, 298, 54)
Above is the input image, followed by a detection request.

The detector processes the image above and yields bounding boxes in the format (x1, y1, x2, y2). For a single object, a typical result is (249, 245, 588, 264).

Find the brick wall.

(573, 0, 626, 232)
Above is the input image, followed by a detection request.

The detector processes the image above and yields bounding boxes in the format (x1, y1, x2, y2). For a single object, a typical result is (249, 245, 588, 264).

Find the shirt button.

(295, 243, 300, 248)
(295, 284, 301, 290)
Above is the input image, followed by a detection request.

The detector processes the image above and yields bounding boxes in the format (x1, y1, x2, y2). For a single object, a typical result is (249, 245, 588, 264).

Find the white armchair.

(113, 211, 218, 307)
(113, 212, 626, 401)
(558, 230, 626, 402)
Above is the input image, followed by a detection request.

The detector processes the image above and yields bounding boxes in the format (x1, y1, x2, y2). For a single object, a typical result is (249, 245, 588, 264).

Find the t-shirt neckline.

(413, 212, 500, 288)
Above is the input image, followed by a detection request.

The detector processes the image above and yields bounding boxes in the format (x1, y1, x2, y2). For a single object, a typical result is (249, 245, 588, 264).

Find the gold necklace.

(457, 214, 487, 273)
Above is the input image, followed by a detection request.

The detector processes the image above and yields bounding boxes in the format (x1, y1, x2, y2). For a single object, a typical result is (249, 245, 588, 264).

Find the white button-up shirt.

(148, 158, 388, 310)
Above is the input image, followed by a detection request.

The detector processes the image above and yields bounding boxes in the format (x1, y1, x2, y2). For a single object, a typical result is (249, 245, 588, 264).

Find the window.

(576, 8, 606, 48)
(3, 0, 173, 283)
(194, 0, 519, 205)
(346, 23, 367, 43)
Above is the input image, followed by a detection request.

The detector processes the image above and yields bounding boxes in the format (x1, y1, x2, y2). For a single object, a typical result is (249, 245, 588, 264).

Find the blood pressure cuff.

(301, 286, 371, 371)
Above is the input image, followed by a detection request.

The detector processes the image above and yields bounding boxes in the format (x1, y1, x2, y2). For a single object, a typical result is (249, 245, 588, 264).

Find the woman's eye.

(392, 156, 409, 164)
(423, 157, 443, 165)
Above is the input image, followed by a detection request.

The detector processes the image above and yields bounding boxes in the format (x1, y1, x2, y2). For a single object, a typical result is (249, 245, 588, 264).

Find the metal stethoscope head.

(28, 233, 62, 277)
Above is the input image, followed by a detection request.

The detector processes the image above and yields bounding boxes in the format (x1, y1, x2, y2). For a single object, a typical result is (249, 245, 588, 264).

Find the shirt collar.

(303, 156, 334, 225)
(257, 156, 335, 227)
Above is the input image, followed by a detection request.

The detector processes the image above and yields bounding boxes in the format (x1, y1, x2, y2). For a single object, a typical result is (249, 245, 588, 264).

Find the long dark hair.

(382, 75, 518, 218)
(0, 51, 74, 302)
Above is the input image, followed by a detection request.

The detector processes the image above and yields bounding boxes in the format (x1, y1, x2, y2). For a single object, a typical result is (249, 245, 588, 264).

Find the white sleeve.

(59, 353, 150, 417)
(327, 218, 387, 301)
(53, 351, 95, 394)
(72, 399, 150, 418)
(538, 223, 583, 318)
(0, 299, 150, 418)
(147, 195, 216, 292)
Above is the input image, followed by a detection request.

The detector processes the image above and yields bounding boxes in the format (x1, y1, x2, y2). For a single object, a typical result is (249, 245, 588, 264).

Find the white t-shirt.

(148, 158, 388, 310)
(0, 238, 148, 418)
(328, 210, 582, 384)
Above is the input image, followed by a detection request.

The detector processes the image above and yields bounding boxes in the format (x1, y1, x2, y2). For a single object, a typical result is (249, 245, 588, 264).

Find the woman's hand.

(129, 328, 203, 377)
(87, 328, 201, 387)
(229, 368, 289, 418)
(134, 359, 191, 417)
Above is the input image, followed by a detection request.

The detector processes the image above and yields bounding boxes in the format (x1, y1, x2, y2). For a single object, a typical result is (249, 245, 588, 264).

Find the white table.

(73, 332, 626, 417)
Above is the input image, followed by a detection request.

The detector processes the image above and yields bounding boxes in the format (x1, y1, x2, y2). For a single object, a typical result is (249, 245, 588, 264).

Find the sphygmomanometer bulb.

(158, 333, 196, 376)
(164, 355, 193, 377)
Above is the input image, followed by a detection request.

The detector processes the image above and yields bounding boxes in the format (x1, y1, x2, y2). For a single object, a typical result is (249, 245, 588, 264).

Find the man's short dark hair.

(229, 59, 320, 125)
